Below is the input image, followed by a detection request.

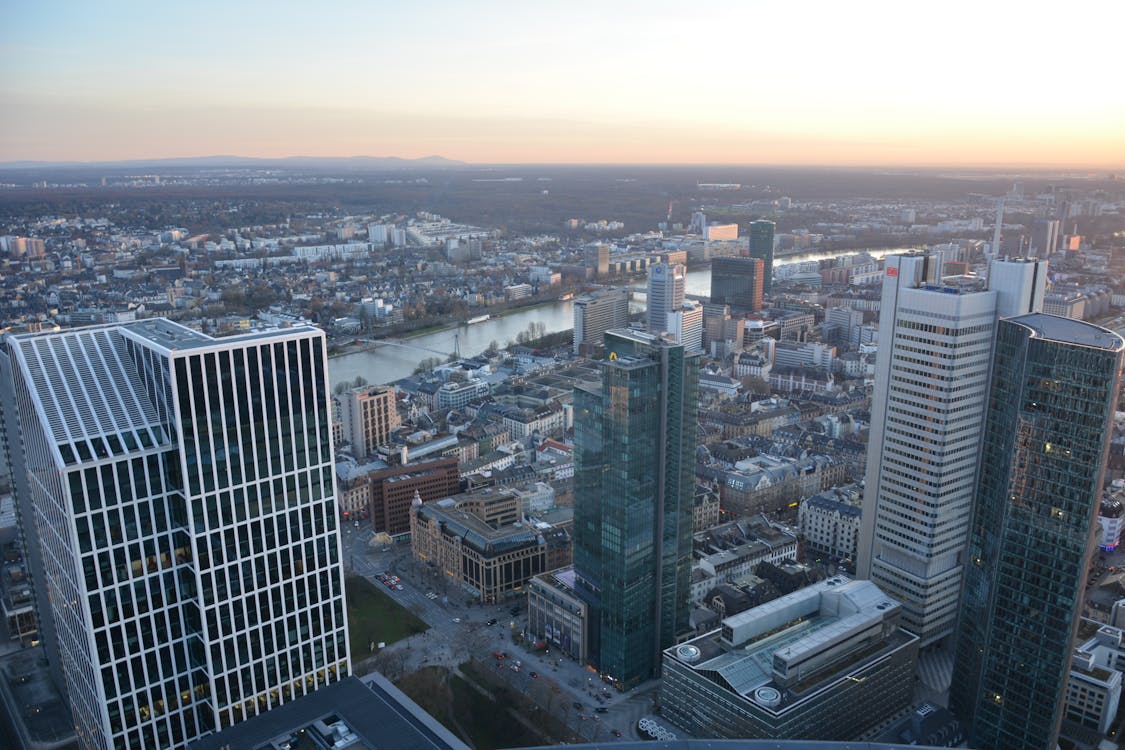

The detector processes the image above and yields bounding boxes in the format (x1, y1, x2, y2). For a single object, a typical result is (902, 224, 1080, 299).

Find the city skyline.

(3, 1, 1124, 167)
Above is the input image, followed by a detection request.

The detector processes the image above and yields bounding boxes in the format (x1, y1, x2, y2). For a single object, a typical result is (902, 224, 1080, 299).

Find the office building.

(1, 319, 350, 750)
(858, 255, 1046, 646)
(748, 220, 776, 292)
(365, 456, 461, 537)
(527, 568, 589, 663)
(701, 303, 745, 359)
(572, 289, 629, 355)
(339, 384, 399, 458)
(703, 223, 738, 241)
(572, 329, 699, 688)
(1030, 218, 1061, 255)
(711, 256, 765, 312)
(665, 300, 704, 353)
(646, 262, 686, 337)
(585, 243, 610, 276)
(950, 314, 1123, 750)
(409, 489, 571, 603)
(660, 577, 918, 740)
(188, 674, 469, 750)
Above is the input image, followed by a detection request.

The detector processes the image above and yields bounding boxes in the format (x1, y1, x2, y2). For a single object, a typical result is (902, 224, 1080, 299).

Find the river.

(329, 247, 893, 386)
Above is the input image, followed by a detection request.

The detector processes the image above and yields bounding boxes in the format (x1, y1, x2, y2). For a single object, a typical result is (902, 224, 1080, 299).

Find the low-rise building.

(660, 577, 918, 740)
(527, 567, 588, 663)
(798, 483, 863, 563)
(410, 490, 571, 603)
(366, 456, 461, 537)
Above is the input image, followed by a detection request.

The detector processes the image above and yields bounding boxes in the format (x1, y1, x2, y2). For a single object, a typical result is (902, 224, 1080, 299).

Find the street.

(339, 523, 669, 742)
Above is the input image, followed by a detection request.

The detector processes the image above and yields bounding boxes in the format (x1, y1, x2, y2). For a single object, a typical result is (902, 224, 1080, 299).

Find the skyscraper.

(572, 329, 699, 689)
(950, 314, 1124, 750)
(710, 256, 764, 312)
(585, 243, 610, 277)
(646, 262, 686, 336)
(748, 220, 775, 292)
(858, 254, 1046, 646)
(573, 289, 629, 355)
(1, 320, 350, 750)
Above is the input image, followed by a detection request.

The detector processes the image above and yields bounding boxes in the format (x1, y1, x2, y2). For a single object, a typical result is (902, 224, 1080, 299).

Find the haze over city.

(3, 0, 1124, 167)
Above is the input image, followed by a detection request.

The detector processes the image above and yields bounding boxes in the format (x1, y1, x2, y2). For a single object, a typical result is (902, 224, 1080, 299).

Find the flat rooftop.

(188, 674, 468, 750)
(667, 578, 913, 708)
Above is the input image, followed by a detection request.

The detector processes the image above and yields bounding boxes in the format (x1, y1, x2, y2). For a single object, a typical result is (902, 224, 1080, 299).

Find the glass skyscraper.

(1, 320, 350, 750)
(572, 329, 698, 689)
(748, 220, 775, 292)
(710, 256, 764, 312)
(950, 314, 1124, 750)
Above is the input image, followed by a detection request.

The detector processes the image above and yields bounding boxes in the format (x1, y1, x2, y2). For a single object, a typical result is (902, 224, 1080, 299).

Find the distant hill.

(0, 154, 467, 170)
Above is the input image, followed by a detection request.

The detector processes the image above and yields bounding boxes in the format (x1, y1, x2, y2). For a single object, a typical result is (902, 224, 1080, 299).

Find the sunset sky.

(3, 1, 1123, 167)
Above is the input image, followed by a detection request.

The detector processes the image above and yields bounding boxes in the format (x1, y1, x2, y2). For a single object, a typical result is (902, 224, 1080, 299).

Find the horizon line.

(2, 154, 1124, 172)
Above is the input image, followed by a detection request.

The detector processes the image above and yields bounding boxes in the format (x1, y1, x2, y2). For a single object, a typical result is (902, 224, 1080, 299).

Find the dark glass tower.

(950, 313, 1124, 750)
(710, 256, 764, 312)
(572, 329, 699, 689)
(748, 220, 775, 292)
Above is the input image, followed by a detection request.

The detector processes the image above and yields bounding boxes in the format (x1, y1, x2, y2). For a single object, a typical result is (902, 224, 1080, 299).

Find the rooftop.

(1009, 312, 1125, 351)
(667, 578, 913, 709)
(188, 674, 468, 750)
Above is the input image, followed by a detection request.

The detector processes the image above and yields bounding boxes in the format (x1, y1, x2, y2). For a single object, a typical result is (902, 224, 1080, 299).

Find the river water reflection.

(329, 248, 891, 386)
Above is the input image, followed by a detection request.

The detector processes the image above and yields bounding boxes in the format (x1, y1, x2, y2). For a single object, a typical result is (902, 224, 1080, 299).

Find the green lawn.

(346, 575, 428, 658)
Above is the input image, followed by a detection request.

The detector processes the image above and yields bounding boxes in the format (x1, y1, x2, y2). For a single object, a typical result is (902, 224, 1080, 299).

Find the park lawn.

(346, 575, 428, 659)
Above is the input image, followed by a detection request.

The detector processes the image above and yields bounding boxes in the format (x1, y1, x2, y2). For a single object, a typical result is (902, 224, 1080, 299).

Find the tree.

(414, 356, 443, 375)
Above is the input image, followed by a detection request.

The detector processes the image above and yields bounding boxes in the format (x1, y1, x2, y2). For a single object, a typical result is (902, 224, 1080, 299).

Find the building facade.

(711, 257, 765, 312)
(572, 329, 699, 688)
(1, 320, 350, 750)
(339, 385, 399, 458)
(660, 578, 918, 740)
(573, 289, 629, 355)
(748, 220, 775, 292)
(367, 456, 460, 537)
(858, 255, 1046, 646)
(950, 314, 1124, 750)
(646, 263, 686, 338)
(409, 491, 570, 603)
(527, 568, 588, 663)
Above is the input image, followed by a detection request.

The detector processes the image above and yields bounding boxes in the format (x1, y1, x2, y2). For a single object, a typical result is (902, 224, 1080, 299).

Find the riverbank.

(328, 295, 574, 360)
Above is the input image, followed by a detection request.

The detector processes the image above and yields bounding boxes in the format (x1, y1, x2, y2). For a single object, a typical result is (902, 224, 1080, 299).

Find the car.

(486, 618, 497, 626)
(595, 707, 607, 713)
(394, 584, 404, 590)
(452, 618, 462, 623)
(612, 730, 622, 737)
(496, 662, 505, 669)
(514, 660, 521, 668)
(493, 652, 505, 659)
(529, 671, 538, 679)
(354, 520, 360, 528)
(376, 574, 387, 582)
(512, 665, 520, 673)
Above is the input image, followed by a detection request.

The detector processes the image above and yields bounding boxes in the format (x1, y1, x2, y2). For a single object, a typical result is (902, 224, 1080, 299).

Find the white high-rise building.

(573, 289, 629, 354)
(665, 300, 704, 353)
(646, 262, 686, 337)
(857, 254, 1046, 646)
(0, 320, 350, 749)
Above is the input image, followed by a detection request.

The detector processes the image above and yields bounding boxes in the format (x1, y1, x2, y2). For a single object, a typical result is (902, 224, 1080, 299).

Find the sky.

(2, 0, 1124, 167)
